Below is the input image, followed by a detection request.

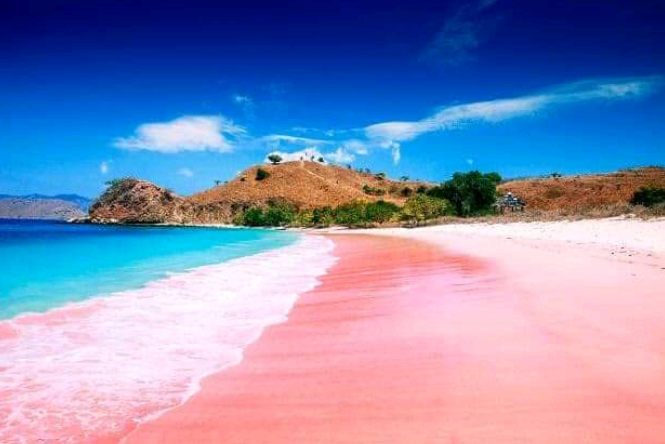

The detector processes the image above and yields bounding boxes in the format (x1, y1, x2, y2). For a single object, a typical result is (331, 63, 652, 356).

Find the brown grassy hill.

(499, 167, 665, 213)
(89, 162, 425, 224)
(191, 161, 424, 210)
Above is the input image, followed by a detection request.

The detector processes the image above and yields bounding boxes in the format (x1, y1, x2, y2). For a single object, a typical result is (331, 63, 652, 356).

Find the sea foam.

(0, 235, 336, 444)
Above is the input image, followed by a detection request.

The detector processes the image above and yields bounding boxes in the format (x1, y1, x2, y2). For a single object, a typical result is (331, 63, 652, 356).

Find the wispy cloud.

(99, 161, 110, 175)
(365, 77, 662, 144)
(114, 76, 661, 167)
(326, 147, 356, 164)
(115, 115, 245, 153)
(177, 168, 194, 178)
(232, 94, 256, 119)
(420, 0, 502, 67)
(259, 134, 329, 147)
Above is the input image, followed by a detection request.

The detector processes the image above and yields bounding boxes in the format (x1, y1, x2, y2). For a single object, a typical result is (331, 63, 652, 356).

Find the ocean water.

(0, 219, 297, 319)
(0, 219, 337, 443)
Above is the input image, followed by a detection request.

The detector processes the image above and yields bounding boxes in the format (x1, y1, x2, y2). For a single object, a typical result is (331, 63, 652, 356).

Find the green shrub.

(365, 200, 400, 224)
(294, 209, 314, 227)
(242, 208, 265, 226)
(255, 168, 270, 181)
(631, 187, 665, 207)
(263, 202, 296, 226)
(401, 194, 451, 225)
(312, 206, 335, 226)
(362, 184, 385, 196)
(428, 171, 501, 217)
(335, 201, 365, 227)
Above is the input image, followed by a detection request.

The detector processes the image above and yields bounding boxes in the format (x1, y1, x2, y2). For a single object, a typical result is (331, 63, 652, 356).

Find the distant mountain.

(0, 194, 91, 220)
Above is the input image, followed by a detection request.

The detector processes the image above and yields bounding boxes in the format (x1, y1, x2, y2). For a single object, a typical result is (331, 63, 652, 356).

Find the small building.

(494, 192, 525, 214)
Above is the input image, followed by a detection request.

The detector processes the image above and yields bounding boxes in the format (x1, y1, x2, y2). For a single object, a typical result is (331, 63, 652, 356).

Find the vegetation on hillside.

(631, 187, 665, 207)
(267, 154, 282, 165)
(362, 184, 386, 196)
(233, 196, 436, 228)
(427, 171, 502, 217)
(255, 168, 270, 181)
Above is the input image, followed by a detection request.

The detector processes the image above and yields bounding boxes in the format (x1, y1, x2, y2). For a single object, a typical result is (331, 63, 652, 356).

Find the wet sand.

(121, 232, 665, 444)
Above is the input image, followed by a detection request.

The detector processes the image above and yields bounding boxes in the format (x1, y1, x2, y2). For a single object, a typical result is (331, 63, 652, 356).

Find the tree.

(427, 171, 502, 217)
(255, 168, 270, 181)
(214, 180, 221, 186)
(242, 208, 265, 226)
(335, 201, 365, 227)
(401, 194, 450, 226)
(374, 172, 386, 180)
(400, 175, 409, 182)
(318, 157, 325, 163)
(295, 209, 315, 227)
(267, 154, 282, 165)
(365, 200, 399, 224)
(263, 202, 296, 226)
(312, 206, 335, 226)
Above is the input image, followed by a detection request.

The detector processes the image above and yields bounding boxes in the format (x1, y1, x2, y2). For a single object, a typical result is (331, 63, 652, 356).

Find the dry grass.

(190, 161, 427, 209)
(499, 167, 665, 212)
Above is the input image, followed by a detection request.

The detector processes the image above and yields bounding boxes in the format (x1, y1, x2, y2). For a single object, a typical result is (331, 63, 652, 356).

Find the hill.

(498, 167, 665, 214)
(87, 163, 665, 225)
(89, 162, 425, 224)
(191, 161, 421, 209)
(0, 194, 90, 220)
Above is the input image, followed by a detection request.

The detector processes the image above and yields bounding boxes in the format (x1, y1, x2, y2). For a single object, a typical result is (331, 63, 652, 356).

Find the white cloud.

(260, 134, 329, 146)
(99, 161, 109, 175)
(233, 94, 253, 105)
(177, 168, 194, 178)
(466, 158, 474, 165)
(391, 145, 401, 165)
(266, 147, 325, 163)
(340, 139, 369, 155)
(265, 146, 357, 165)
(115, 115, 245, 153)
(365, 77, 662, 143)
(326, 147, 356, 164)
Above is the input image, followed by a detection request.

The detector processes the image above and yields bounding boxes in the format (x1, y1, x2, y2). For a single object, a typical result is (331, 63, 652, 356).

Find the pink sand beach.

(120, 221, 665, 444)
(4, 219, 665, 443)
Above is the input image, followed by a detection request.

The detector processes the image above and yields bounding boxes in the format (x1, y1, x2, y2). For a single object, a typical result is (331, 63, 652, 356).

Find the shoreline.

(0, 235, 336, 444)
(119, 217, 665, 443)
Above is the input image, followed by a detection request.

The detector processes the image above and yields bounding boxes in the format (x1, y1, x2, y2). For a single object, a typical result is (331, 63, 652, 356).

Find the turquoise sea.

(0, 219, 297, 319)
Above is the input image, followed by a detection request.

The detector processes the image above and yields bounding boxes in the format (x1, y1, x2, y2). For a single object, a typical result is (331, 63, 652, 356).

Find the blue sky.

(1, 0, 664, 197)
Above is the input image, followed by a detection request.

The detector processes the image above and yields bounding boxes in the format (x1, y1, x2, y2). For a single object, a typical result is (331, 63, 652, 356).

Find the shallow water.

(0, 219, 297, 319)
(0, 226, 336, 444)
